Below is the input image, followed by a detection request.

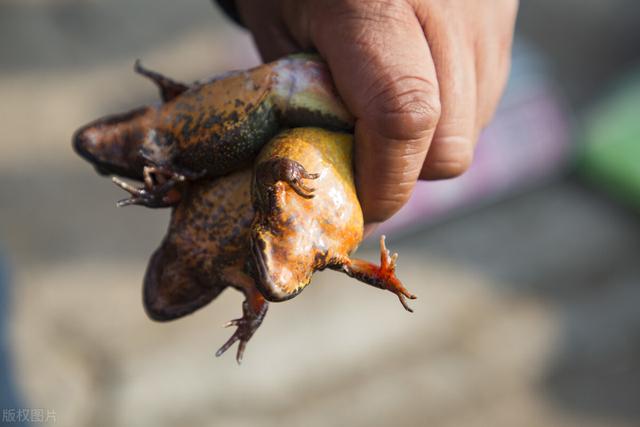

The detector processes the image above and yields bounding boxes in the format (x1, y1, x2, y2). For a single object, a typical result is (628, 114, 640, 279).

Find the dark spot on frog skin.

(180, 115, 193, 140)
(203, 114, 223, 129)
(281, 106, 354, 132)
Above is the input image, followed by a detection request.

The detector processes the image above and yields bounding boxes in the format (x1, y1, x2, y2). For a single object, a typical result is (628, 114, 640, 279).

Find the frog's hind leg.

(331, 235, 417, 312)
(216, 270, 269, 364)
(135, 60, 189, 102)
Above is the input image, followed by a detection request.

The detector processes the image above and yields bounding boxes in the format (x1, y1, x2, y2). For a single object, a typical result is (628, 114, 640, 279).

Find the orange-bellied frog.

(250, 128, 416, 310)
(72, 55, 353, 208)
(145, 127, 416, 363)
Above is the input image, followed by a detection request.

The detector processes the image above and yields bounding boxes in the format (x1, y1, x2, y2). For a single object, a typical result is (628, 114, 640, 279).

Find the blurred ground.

(1, 1, 639, 426)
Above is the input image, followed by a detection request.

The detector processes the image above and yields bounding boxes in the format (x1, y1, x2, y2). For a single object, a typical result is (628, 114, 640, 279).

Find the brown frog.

(144, 168, 265, 363)
(72, 55, 353, 208)
(145, 127, 416, 363)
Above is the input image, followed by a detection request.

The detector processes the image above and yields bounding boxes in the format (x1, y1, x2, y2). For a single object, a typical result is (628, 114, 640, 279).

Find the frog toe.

(112, 177, 181, 208)
(255, 157, 320, 200)
(288, 179, 316, 199)
(333, 235, 417, 313)
(215, 299, 268, 364)
(282, 159, 319, 198)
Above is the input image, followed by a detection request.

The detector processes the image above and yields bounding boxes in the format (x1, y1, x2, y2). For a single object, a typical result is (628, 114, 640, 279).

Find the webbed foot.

(376, 235, 417, 312)
(335, 235, 417, 312)
(216, 297, 268, 364)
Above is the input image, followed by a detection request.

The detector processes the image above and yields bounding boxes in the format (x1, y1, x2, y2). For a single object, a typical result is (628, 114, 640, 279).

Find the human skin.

(233, 0, 519, 224)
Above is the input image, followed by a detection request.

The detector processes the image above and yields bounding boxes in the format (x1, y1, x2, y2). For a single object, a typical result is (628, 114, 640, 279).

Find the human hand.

(235, 0, 518, 223)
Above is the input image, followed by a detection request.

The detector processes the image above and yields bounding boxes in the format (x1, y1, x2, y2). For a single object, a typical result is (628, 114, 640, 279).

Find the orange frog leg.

(332, 235, 417, 312)
(215, 270, 269, 364)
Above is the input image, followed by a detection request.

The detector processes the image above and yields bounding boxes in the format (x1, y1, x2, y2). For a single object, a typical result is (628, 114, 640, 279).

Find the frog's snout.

(72, 106, 152, 179)
(73, 127, 108, 174)
(250, 235, 303, 302)
(74, 124, 127, 177)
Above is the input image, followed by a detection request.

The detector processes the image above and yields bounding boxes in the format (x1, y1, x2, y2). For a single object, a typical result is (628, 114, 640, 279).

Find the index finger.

(309, 1, 440, 223)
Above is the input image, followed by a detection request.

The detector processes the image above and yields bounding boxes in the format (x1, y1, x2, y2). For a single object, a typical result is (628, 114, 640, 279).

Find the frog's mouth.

(250, 235, 305, 302)
(73, 106, 151, 180)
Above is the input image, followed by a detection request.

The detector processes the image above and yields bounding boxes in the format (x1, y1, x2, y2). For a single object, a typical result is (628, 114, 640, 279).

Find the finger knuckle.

(313, 0, 412, 46)
(366, 192, 411, 223)
(426, 137, 474, 178)
(367, 76, 441, 140)
(440, 155, 472, 178)
(322, 0, 407, 21)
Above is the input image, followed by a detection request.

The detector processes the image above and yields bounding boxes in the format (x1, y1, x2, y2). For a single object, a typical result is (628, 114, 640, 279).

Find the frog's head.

(250, 211, 320, 302)
(73, 105, 155, 180)
(248, 153, 324, 302)
(250, 175, 362, 302)
(143, 241, 223, 321)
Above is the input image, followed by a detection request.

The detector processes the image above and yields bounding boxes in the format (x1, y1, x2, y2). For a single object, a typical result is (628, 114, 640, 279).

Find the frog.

(143, 127, 416, 363)
(144, 169, 266, 363)
(250, 127, 417, 311)
(72, 55, 354, 208)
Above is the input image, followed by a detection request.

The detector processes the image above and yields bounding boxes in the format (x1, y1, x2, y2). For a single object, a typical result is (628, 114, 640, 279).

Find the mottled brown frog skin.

(251, 128, 417, 311)
(146, 128, 415, 363)
(144, 169, 266, 363)
(72, 55, 353, 208)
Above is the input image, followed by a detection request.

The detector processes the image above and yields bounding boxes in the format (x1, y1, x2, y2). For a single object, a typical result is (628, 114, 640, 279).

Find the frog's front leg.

(112, 165, 183, 208)
(216, 270, 269, 364)
(254, 157, 320, 214)
(331, 236, 417, 312)
(112, 154, 206, 208)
